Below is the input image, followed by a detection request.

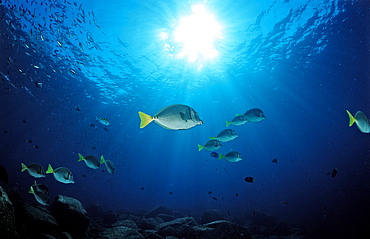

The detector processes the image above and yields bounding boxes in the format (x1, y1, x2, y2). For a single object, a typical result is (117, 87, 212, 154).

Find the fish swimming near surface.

(243, 108, 266, 122)
(198, 139, 222, 151)
(96, 117, 110, 126)
(138, 104, 203, 130)
(100, 155, 115, 174)
(78, 153, 100, 169)
(209, 129, 239, 142)
(226, 115, 248, 127)
(21, 163, 46, 178)
(219, 151, 243, 163)
(0, 165, 9, 184)
(46, 164, 74, 184)
(346, 110, 370, 133)
(29, 186, 49, 206)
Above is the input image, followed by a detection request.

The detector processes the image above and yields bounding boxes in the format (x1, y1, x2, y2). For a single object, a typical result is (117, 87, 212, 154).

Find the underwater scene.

(0, 0, 369, 238)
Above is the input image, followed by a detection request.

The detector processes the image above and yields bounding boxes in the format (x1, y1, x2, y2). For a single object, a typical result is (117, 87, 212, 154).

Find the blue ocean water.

(0, 0, 369, 238)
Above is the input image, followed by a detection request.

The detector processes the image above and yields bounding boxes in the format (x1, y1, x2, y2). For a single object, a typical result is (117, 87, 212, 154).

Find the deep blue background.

(1, 0, 369, 238)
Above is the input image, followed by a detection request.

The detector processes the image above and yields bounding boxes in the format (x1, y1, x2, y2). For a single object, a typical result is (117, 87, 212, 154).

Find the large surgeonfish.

(100, 155, 115, 174)
(243, 108, 266, 122)
(198, 139, 222, 151)
(29, 186, 49, 206)
(21, 163, 46, 178)
(78, 153, 100, 169)
(219, 151, 243, 163)
(46, 164, 74, 184)
(226, 115, 248, 127)
(346, 110, 370, 133)
(138, 104, 203, 130)
(209, 129, 238, 142)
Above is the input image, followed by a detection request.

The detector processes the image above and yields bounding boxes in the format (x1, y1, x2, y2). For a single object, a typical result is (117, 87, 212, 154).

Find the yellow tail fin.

(346, 110, 356, 126)
(138, 111, 153, 128)
(218, 154, 224, 160)
(209, 137, 217, 140)
(21, 163, 27, 172)
(226, 121, 231, 127)
(28, 186, 35, 194)
(100, 155, 106, 164)
(77, 153, 85, 162)
(46, 164, 54, 174)
(198, 145, 204, 151)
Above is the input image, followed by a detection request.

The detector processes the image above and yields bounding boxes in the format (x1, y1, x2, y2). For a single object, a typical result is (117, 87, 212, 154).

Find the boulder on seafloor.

(14, 201, 58, 237)
(112, 219, 139, 229)
(145, 205, 173, 218)
(188, 220, 254, 239)
(156, 216, 198, 238)
(156, 213, 176, 222)
(139, 217, 164, 230)
(86, 203, 104, 218)
(98, 226, 145, 239)
(200, 209, 226, 224)
(0, 186, 19, 239)
(50, 195, 90, 237)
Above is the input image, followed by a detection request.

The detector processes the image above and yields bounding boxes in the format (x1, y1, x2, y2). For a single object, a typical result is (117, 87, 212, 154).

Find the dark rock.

(14, 201, 58, 237)
(156, 217, 198, 238)
(188, 220, 254, 239)
(50, 195, 90, 237)
(60, 232, 73, 239)
(0, 186, 19, 239)
(102, 210, 119, 225)
(98, 226, 145, 239)
(112, 219, 139, 229)
(145, 205, 172, 218)
(200, 209, 226, 224)
(86, 203, 104, 217)
(141, 230, 164, 239)
(39, 234, 56, 239)
(139, 217, 164, 230)
(156, 213, 176, 222)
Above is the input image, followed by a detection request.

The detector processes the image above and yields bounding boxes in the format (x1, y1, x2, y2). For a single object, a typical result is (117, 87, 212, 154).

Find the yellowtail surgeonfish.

(100, 155, 115, 174)
(198, 139, 222, 151)
(78, 153, 100, 169)
(243, 108, 266, 122)
(138, 104, 203, 130)
(219, 151, 243, 163)
(226, 115, 248, 127)
(346, 110, 370, 133)
(210, 129, 239, 142)
(29, 186, 49, 206)
(96, 117, 110, 126)
(21, 163, 46, 178)
(46, 164, 74, 184)
(32, 180, 49, 196)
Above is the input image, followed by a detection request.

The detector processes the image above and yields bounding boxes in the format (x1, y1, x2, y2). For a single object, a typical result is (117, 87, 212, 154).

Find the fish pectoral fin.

(138, 111, 153, 128)
(346, 110, 356, 126)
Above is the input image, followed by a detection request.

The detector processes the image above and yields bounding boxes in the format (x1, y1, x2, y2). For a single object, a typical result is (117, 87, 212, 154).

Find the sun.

(173, 4, 222, 64)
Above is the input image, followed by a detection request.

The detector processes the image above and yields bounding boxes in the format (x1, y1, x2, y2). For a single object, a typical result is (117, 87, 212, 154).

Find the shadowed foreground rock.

(0, 186, 19, 239)
(51, 195, 90, 238)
